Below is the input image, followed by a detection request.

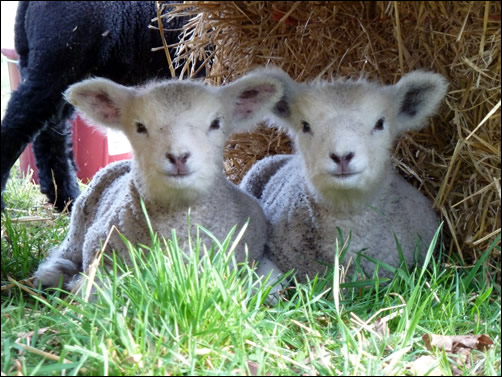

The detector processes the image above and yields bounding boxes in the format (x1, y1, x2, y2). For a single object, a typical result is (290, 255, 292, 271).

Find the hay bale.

(155, 1, 501, 269)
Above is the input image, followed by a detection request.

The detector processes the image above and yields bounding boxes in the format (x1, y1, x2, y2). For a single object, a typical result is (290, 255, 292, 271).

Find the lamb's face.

(122, 83, 225, 197)
(271, 70, 447, 205)
(65, 73, 285, 205)
(292, 83, 396, 197)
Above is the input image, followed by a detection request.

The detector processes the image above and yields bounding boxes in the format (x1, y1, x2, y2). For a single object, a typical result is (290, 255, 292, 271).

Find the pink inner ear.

(239, 89, 259, 99)
(238, 84, 276, 99)
(82, 90, 120, 122)
(234, 84, 276, 120)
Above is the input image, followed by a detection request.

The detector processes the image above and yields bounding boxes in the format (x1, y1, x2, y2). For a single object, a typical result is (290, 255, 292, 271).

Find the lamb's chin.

(312, 172, 363, 193)
(307, 173, 377, 210)
(329, 174, 364, 188)
(163, 173, 197, 187)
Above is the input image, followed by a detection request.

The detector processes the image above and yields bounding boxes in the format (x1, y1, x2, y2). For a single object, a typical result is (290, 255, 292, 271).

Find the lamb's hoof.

(265, 290, 281, 306)
(34, 259, 80, 288)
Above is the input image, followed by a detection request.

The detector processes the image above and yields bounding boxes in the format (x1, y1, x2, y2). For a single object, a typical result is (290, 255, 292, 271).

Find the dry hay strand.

(156, 1, 501, 270)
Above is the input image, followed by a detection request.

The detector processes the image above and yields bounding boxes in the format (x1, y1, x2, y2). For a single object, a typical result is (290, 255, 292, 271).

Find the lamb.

(34, 71, 285, 290)
(1, 1, 195, 212)
(241, 69, 448, 282)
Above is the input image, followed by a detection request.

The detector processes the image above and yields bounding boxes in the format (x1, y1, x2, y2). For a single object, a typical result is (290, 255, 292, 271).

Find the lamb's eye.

(302, 121, 312, 133)
(374, 118, 384, 131)
(136, 122, 147, 134)
(209, 118, 220, 131)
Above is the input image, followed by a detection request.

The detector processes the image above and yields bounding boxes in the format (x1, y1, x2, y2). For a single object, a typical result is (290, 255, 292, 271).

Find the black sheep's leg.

(33, 101, 80, 212)
(1, 78, 68, 211)
(1, 82, 45, 210)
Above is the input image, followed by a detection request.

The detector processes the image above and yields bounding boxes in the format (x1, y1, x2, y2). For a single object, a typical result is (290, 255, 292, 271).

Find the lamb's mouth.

(165, 171, 194, 178)
(331, 171, 362, 179)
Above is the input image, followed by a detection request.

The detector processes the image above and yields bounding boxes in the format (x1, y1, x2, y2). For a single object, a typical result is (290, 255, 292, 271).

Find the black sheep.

(1, 1, 191, 212)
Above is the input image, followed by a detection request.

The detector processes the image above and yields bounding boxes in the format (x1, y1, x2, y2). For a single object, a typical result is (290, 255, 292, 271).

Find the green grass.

(1, 168, 501, 376)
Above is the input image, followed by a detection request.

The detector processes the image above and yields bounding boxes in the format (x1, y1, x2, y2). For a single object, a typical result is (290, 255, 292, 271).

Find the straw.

(154, 1, 501, 272)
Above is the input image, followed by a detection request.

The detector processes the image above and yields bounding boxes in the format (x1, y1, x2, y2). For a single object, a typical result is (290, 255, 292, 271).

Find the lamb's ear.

(259, 68, 303, 136)
(392, 71, 448, 133)
(64, 78, 134, 130)
(219, 70, 286, 132)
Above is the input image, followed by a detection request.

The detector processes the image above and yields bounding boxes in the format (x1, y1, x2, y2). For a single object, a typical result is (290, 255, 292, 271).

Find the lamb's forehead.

(134, 81, 219, 115)
(296, 79, 393, 119)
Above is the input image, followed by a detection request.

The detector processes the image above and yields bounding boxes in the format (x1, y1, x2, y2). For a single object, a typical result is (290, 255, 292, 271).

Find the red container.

(2, 48, 132, 184)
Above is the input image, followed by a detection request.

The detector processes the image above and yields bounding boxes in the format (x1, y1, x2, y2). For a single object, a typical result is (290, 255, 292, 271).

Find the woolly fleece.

(35, 160, 267, 289)
(241, 154, 438, 282)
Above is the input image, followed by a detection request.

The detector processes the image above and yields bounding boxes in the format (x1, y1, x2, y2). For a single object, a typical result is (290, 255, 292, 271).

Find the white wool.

(37, 161, 268, 290)
(242, 69, 448, 282)
(34, 73, 285, 289)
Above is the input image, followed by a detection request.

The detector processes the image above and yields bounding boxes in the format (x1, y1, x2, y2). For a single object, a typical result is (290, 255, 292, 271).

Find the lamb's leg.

(33, 189, 88, 288)
(240, 155, 291, 200)
(256, 256, 284, 305)
(33, 255, 80, 289)
(33, 101, 80, 212)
